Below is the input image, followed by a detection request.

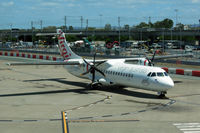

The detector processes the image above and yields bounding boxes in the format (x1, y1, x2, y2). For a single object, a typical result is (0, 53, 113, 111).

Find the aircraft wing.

(151, 53, 193, 60)
(90, 53, 192, 64)
(6, 61, 80, 66)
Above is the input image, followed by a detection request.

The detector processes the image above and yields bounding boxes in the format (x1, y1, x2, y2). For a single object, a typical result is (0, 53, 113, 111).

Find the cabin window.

(151, 72, 156, 77)
(147, 72, 151, 77)
(164, 72, 168, 76)
(157, 72, 164, 77)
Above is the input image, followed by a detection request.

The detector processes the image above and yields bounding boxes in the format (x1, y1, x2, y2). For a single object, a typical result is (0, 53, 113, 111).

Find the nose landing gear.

(158, 91, 168, 99)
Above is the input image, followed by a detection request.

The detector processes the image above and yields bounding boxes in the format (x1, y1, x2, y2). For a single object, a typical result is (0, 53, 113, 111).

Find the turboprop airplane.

(7, 29, 176, 98)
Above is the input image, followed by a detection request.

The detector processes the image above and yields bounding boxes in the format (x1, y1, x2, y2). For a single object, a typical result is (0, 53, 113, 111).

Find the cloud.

(87, 2, 105, 6)
(40, 2, 60, 6)
(191, 0, 200, 3)
(67, 3, 77, 7)
(1, 1, 14, 7)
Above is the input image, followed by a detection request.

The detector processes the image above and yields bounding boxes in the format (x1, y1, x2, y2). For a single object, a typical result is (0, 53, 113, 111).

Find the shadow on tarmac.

(174, 80, 183, 84)
(95, 87, 158, 99)
(0, 78, 158, 99)
(24, 78, 87, 88)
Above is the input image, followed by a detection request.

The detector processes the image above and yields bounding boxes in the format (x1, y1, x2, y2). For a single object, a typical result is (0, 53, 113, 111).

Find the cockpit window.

(147, 72, 151, 77)
(151, 72, 156, 77)
(164, 72, 168, 76)
(157, 72, 164, 77)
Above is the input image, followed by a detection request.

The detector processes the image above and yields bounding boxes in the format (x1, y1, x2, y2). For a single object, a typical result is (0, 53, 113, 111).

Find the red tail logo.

(58, 36, 71, 58)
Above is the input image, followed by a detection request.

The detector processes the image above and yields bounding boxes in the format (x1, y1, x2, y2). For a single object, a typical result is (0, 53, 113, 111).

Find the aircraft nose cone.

(158, 78, 174, 89)
(167, 79, 174, 88)
(162, 78, 174, 89)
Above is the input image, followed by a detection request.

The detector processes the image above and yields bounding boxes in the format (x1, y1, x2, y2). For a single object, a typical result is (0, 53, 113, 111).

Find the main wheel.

(89, 82, 103, 90)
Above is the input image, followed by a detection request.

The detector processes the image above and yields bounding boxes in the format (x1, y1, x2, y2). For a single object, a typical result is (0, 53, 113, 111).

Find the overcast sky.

(0, 0, 200, 29)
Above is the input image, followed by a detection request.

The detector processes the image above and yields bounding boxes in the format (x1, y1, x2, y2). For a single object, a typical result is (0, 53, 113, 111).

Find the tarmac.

(0, 56, 200, 133)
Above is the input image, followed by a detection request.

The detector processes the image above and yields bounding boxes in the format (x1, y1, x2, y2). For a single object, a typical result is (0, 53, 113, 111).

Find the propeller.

(146, 51, 156, 66)
(81, 53, 105, 83)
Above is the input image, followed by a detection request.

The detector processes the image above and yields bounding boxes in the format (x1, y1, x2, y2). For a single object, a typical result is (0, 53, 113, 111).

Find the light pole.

(10, 24, 12, 43)
(86, 19, 88, 37)
(64, 16, 67, 33)
(80, 16, 83, 29)
(199, 19, 200, 32)
(140, 28, 143, 41)
(118, 17, 121, 45)
(174, 9, 178, 26)
(99, 14, 102, 28)
(162, 28, 165, 52)
(170, 28, 173, 41)
(31, 21, 33, 45)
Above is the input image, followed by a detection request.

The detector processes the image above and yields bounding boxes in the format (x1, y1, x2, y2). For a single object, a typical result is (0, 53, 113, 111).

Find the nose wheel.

(158, 91, 168, 99)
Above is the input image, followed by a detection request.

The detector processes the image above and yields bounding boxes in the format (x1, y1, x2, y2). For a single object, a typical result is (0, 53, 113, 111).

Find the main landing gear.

(88, 82, 103, 90)
(158, 91, 168, 99)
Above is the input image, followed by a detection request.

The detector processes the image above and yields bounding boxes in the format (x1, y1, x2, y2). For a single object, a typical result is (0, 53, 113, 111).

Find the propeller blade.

(151, 51, 156, 62)
(96, 61, 106, 67)
(80, 67, 93, 76)
(94, 67, 105, 77)
(80, 71, 90, 76)
(82, 58, 90, 66)
(93, 52, 96, 65)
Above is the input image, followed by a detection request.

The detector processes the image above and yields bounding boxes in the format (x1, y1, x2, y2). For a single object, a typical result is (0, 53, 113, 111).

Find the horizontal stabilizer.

(6, 61, 80, 66)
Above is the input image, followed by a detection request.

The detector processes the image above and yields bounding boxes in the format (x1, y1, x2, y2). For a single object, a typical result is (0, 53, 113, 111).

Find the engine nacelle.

(98, 78, 111, 86)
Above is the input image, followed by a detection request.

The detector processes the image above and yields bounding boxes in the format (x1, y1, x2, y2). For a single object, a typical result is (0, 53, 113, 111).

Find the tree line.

(41, 18, 180, 31)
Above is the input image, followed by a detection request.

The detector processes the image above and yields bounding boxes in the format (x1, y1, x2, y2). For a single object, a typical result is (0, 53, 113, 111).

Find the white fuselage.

(64, 59, 174, 93)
